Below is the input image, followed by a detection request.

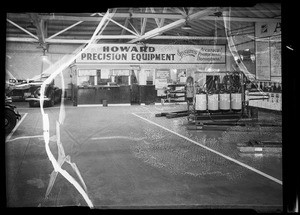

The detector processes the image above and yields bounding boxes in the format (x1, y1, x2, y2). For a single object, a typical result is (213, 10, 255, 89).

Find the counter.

(76, 85, 131, 105)
(139, 85, 158, 104)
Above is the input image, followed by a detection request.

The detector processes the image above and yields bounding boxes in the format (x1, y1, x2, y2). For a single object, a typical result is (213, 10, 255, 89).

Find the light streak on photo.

(37, 9, 115, 208)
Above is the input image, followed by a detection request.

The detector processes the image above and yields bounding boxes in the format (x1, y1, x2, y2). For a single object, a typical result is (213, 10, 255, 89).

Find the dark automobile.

(5, 95, 21, 134)
(25, 80, 62, 107)
(6, 79, 31, 102)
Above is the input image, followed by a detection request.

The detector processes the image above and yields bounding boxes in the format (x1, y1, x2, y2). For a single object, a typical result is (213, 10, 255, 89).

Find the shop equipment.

(155, 78, 191, 119)
(155, 70, 271, 123)
(237, 140, 282, 153)
(160, 83, 186, 104)
(187, 71, 271, 130)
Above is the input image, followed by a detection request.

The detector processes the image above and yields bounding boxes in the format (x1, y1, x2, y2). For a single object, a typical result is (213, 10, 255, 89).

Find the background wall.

(255, 22, 281, 82)
(6, 39, 238, 89)
(5, 42, 81, 88)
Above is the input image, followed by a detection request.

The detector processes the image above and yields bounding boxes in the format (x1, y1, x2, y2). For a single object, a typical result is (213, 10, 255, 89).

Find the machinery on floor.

(156, 70, 275, 130)
(5, 95, 21, 134)
(188, 71, 253, 128)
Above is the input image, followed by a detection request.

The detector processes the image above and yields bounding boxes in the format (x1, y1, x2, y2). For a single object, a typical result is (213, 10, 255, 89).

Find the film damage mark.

(38, 10, 115, 208)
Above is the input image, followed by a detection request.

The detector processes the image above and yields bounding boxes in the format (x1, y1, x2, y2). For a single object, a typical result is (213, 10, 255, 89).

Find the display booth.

(70, 44, 227, 106)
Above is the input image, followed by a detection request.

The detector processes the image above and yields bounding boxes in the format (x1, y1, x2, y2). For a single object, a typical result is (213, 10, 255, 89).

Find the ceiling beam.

(7, 35, 228, 44)
(120, 13, 130, 35)
(140, 8, 148, 35)
(6, 19, 38, 40)
(41, 15, 103, 22)
(128, 7, 218, 43)
(172, 7, 187, 17)
(6, 37, 39, 42)
(150, 8, 161, 27)
(118, 9, 131, 43)
(95, 35, 229, 40)
(40, 13, 182, 20)
(8, 12, 281, 23)
(47, 13, 98, 40)
(203, 16, 280, 23)
(47, 20, 83, 39)
(188, 7, 194, 15)
(98, 13, 139, 36)
(128, 22, 140, 35)
(29, 13, 47, 49)
(40, 13, 281, 23)
(159, 7, 167, 28)
(127, 8, 140, 35)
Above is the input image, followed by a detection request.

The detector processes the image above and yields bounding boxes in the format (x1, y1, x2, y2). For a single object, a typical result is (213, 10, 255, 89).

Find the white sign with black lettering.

(76, 44, 226, 64)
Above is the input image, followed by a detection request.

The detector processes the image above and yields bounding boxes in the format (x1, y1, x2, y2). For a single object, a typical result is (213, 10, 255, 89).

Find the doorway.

(130, 70, 140, 104)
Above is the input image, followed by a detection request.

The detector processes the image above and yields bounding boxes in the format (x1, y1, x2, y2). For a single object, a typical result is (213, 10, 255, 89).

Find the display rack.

(161, 83, 186, 104)
(188, 71, 249, 126)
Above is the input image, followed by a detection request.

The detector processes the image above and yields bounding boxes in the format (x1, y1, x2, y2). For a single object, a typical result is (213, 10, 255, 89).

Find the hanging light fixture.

(181, 7, 192, 30)
(26, 22, 37, 31)
(213, 11, 223, 17)
(41, 48, 48, 61)
(181, 20, 192, 30)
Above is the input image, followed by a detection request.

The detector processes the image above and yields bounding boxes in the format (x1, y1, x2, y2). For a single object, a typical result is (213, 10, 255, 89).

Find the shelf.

(168, 90, 186, 93)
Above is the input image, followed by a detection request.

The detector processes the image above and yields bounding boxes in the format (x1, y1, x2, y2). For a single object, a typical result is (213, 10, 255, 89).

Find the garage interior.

(4, 4, 290, 212)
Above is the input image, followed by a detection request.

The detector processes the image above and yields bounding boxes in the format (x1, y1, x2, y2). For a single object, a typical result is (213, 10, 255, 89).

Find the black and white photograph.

(3, 2, 298, 213)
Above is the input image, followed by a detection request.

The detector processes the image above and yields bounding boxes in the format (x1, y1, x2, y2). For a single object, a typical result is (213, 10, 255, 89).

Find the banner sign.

(76, 44, 226, 64)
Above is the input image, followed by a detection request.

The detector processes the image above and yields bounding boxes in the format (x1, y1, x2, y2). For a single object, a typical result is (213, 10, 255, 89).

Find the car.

(25, 79, 62, 107)
(5, 95, 21, 134)
(7, 80, 31, 102)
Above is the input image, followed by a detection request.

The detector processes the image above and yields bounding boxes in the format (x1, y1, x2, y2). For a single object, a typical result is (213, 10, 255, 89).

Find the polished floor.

(5, 100, 282, 211)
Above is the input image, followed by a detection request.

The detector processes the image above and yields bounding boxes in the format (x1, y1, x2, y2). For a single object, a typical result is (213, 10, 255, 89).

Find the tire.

(5, 109, 17, 134)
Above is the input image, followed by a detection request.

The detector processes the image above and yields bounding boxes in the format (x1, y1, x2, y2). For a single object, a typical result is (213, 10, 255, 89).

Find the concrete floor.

(5, 100, 282, 211)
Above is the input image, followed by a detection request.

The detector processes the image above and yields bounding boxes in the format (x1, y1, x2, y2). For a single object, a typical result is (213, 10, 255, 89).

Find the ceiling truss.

(6, 6, 281, 45)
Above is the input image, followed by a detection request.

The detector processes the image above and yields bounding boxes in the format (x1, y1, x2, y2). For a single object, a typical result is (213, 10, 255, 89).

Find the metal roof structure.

(6, 4, 281, 50)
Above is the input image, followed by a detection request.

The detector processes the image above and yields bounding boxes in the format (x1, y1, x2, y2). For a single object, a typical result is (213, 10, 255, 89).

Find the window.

(78, 70, 96, 86)
(113, 69, 130, 86)
(97, 70, 111, 85)
(89, 76, 95, 86)
(116, 76, 129, 85)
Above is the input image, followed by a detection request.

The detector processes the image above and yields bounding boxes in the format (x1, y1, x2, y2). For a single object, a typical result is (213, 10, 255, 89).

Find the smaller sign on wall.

(155, 79, 168, 89)
(177, 69, 186, 83)
(112, 69, 130, 76)
(78, 70, 96, 77)
(156, 69, 170, 79)
(255, 22, 281, 38)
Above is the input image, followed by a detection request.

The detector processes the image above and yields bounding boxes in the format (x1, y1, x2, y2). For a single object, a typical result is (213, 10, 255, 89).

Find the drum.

(219, 93, 230, 111)
(195, 94, 207, 111)
(231, 93, 242, 111)
(208, 94, 219, 111)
